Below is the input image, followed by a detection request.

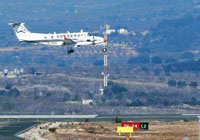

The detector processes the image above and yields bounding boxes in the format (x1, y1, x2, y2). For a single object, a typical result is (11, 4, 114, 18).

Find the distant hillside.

(0, 0, 199, 46)
(135, 15, 200, 53)
(0, 1, 200, 114)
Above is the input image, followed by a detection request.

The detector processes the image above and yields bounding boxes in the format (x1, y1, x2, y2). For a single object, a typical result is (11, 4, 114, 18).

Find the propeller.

(88, 26, 109, 47)
(93, 35, 95, 45)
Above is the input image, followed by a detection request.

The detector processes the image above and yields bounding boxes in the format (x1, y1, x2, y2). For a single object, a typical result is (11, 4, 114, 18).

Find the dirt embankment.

(38, 121, 198, 140)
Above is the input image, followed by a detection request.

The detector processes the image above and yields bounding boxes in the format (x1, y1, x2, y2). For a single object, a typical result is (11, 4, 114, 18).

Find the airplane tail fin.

(9, 23, 30, 41)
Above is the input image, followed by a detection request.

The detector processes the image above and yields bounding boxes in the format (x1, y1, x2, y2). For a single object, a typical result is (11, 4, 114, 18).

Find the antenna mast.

(102, 24, 109, 87)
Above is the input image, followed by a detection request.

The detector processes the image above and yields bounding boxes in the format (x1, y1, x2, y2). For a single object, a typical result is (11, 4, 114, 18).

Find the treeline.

(127, 53, 200, 74)
(0, 84, 20, 97)
(165, 60, 200, 72)
(101, 82, 200, 107)
(127, 51, 195, 65)
(168, 80, 198, 88)
(128, 55, 163, 64)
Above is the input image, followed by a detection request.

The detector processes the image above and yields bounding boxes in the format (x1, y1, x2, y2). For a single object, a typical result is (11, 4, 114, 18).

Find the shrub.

(114, 116, 122, 123)
(190, 81, 198, 88)
(0, 90, 6, 96)
(49, 128, 56, 133)
(85, 118, 89, 122)
(8, 88, 20, 97)
(86, 127, 95, 133)
(177, 81, 186, 88)
(5, 84, 12, 90)
(168, 80, 176, 87)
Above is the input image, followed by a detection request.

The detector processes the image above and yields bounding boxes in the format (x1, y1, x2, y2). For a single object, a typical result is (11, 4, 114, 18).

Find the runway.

(0, 115, 97, 119)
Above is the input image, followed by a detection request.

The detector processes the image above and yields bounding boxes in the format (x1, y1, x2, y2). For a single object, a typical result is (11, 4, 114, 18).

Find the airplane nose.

(96, 37, 104, 42)
(94, 37, 106, 46)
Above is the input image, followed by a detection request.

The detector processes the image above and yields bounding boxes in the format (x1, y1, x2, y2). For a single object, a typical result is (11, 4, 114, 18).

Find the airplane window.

(74, 34, 76, 37)
(57, 35, 59, 38)
(78, 34, 80, 37)
(44, 36, 47, 39)
(71, 35, 73, 37)
(67, 35, 69, 38)
(60, 35, 62, 38)
(51, 36, 54, 39)
(81, 34, 83, 36)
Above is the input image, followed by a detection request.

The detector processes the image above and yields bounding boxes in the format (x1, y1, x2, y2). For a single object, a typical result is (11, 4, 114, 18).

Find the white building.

(106, 29, 116, 35)
(131, 31, 136, 36)
(141, 30, 149, 36)
(20, 68, 24, 75)
(4, 69, 8, 76)
(118, 29, 129, 35)
(82, 99, 94, 105)
(99, 87, 104, 96)
(65, 101, 80, 105)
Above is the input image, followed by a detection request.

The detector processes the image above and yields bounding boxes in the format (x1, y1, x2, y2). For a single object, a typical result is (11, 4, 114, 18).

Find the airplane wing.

(62, 35, 76, 46)
(62, 39, 75, 45)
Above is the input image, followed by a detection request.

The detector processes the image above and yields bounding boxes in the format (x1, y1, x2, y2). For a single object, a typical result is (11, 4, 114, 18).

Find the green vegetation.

(168, 80, 176, 87)
(8, 88, 20, 97)
(5, 84, 12, 90)
(49, 128, 56, 133)
(114, 116, 122, 123)
(177, 81, 186, 88)
(190, 81, 198, 88)
(85, 118, 89, 122)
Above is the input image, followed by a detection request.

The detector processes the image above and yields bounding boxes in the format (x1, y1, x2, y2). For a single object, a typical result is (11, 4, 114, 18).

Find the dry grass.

(43, 121, 198, 140)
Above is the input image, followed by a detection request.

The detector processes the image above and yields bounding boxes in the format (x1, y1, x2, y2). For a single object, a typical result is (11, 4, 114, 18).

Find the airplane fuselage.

(18, 31, 104, 47)
(9, 23, 106, 53)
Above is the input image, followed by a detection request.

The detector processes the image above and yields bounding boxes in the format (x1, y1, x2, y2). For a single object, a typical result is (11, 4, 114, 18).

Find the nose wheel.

(67, 49, 74, 54)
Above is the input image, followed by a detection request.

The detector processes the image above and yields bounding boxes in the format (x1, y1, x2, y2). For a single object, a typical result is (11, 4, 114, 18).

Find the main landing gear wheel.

(67, 49, 74, 54)
(102, 48, 107, 52)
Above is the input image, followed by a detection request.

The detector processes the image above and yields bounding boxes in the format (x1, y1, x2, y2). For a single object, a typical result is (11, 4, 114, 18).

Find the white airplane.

(9, 23, 107, 54)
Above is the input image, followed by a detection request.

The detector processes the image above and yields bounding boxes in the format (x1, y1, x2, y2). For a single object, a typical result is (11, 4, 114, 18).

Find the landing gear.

(67, 49, 74, 54)
(102, 48, 107, 52)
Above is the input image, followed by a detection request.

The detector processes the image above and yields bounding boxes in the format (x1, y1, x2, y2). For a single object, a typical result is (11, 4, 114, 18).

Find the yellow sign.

(126, 136, 130, 140)
(117, 127, 134, 136)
